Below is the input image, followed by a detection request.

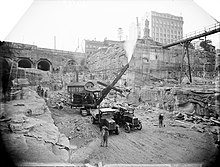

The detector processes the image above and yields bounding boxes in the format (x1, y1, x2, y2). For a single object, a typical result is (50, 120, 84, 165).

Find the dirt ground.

(49, 105, 219, 166)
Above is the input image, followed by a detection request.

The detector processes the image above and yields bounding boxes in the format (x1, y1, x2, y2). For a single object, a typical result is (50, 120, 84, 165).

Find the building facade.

(149, 11, 184, 44)
(84, 40, 104, 55)
(85, 39, 124, 55)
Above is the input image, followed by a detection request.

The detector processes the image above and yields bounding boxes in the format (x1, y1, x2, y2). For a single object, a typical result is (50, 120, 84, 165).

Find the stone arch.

(66, 59, 78, 66)
(63, 59, 78, 73)
(18, 58, 33, 68)
(36, 59, 52, 71)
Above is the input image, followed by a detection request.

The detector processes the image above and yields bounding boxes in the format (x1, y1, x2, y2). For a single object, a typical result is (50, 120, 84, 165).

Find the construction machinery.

(113, 106, 142, 133)
(91, 108, 120, 135)
(67, 62, 129, 116)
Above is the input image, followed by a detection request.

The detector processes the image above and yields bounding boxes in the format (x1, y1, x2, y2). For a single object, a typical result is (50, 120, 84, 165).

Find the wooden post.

(186, 42, 192, 83)
(179, 43, 185, 84)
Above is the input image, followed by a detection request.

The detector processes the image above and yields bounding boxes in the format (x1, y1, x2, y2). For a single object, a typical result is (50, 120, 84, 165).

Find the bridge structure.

(162, 23, 220, 83)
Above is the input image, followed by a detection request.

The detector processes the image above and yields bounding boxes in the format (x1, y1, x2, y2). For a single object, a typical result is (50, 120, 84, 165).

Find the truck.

(91, 108, 120, 135)
(67, 62, 129, 116)
(113, 106, 142, 133)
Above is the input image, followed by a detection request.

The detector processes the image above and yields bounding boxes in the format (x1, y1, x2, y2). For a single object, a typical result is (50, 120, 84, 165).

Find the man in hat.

(101, 126, 109, 147)
(159, 113, 164, 128)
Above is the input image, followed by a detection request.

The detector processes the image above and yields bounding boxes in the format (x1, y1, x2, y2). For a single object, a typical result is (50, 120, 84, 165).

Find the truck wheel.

(125, 124, 130, 133)
(137, 122, 142, 130)
(115, 125, 120, 135)
(91, 117, 95, 124)
(86, 109, 91, 115)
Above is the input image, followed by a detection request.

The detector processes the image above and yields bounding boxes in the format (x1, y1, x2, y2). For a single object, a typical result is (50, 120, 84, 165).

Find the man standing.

(159, 113, 164, 128)
(101, 126, 109, 147)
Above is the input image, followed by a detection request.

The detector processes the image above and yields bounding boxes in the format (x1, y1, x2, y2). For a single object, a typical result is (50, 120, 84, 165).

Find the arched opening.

(18, 59, 32, 68)
(67, 59, 77, 66)
(63, 59, 78, 73)
(37, 60, 51, 71)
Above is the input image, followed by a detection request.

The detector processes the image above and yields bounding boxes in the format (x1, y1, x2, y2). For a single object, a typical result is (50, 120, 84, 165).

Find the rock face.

(0, 87, 70, 164)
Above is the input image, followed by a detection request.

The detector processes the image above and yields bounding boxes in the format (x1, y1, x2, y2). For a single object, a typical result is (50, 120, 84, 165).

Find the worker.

(44, 90, 48, 98)
(37, 85, 41, 96)
(215, 128, 220, 148)
(100, 126, 109, 147)
(40, 88, 44, 97)
(159, 113, 164, 128)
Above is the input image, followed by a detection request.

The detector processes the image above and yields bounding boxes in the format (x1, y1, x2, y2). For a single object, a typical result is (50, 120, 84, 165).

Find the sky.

(0, 0, 219, 52)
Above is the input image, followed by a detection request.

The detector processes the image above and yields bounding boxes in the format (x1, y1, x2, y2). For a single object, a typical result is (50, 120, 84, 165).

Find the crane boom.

(96, 63, 129, 105)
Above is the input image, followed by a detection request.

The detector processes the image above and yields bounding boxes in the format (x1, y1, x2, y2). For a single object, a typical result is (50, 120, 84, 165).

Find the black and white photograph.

(0, 0, 220, 167)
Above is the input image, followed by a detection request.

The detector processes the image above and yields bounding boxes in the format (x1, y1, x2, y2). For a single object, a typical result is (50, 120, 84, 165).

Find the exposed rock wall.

(0, 87, 71, 164)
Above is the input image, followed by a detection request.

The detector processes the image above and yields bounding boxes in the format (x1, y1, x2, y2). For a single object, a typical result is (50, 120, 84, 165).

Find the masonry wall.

(11, 42, 86, 71)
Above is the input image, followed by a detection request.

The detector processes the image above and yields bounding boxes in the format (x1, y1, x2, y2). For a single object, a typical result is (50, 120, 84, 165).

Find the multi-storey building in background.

(149, 11, 184, 44)
(85, 39, 124, 55)
(84, 40, 104, 55)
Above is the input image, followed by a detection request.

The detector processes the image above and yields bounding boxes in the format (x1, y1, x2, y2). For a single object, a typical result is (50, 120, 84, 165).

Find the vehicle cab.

(67, 81, 101, 108)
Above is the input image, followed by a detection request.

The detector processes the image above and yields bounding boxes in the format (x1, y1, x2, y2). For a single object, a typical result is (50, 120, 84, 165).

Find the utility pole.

(117, 28, 123, 41)
(136, 17, 141, 39)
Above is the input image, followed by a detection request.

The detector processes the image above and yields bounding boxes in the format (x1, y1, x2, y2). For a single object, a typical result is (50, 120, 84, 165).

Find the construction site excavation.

(1, 1, 220, 167)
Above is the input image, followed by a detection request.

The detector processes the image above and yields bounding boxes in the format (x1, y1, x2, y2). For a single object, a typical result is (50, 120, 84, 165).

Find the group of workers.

(37, 85, 48, 98)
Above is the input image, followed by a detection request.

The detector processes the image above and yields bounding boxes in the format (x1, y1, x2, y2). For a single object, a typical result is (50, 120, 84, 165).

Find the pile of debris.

(175, 88, 219, 117)
(86, 44, 127, 84)
(48, 90, 69, 107)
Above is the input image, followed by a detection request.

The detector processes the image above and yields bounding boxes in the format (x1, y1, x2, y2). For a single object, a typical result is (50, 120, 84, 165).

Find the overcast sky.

(0, 0, 219, 52)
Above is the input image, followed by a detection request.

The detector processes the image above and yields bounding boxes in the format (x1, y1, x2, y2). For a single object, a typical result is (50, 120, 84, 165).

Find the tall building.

(149, 11, 184, 44)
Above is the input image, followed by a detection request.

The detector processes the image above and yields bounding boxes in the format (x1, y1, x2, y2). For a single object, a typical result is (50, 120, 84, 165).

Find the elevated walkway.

(163, 23, 220, 49)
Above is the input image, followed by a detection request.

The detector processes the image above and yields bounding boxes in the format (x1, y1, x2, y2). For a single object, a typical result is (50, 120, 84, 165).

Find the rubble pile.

(48, 90, 69, 106)
(87, 44, 127, 82)
(137, 86, 176, 109)
(69, 116, 99, 144)
(169, 87, 220, 134)
(0, 87, 71, 163)
(175, 88, 219, 117)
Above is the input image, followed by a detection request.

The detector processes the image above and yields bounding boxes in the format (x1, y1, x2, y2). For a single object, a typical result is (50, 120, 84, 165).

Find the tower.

(143, 18, 150, 39)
